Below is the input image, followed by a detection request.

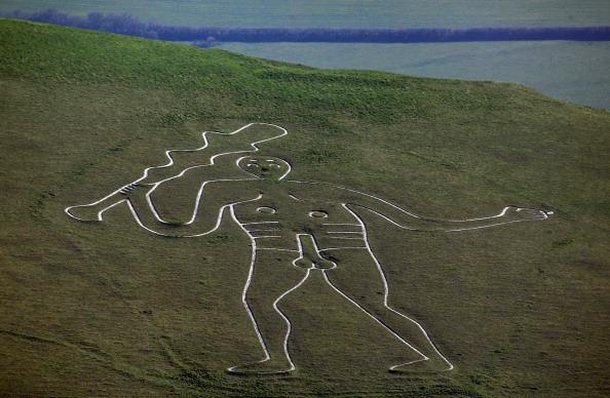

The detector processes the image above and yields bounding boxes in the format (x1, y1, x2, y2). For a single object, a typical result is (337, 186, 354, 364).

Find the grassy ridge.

(1, 19, 609, 396)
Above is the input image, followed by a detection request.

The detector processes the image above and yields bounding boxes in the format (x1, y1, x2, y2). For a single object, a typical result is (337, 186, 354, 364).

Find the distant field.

(2, 1, 609, 109)
(1, 0, 610, 28)
(1, 20, 609, 397)
(220, 40, 610, 110)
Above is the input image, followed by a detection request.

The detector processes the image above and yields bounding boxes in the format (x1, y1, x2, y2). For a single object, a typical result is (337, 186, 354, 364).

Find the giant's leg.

(323, 248, 453, 372)
(228, 249, 309, 374)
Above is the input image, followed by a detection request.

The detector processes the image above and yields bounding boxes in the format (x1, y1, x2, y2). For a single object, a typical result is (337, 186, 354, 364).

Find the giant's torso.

(232, 186, 366, 251)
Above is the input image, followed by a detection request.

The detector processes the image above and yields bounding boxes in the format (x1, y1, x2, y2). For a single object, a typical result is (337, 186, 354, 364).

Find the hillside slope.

(1, 19, 609, 397)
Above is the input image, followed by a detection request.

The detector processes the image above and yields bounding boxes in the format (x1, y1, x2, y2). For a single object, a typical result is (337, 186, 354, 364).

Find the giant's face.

(238, 156, 291, 180)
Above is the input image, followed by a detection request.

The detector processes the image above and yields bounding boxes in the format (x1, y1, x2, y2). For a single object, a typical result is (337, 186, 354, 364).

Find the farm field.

(2, 0, 610, 28)
(1, 19, 610, 397)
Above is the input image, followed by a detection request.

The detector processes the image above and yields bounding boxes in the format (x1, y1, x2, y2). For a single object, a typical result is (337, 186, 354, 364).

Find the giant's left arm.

(330, 185, 551, 232)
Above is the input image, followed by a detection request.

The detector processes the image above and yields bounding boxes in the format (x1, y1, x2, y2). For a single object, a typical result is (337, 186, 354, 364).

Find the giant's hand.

(65, 183, 142, 222)
(502, 206, 552, 222)
(65, 202, 107, 222)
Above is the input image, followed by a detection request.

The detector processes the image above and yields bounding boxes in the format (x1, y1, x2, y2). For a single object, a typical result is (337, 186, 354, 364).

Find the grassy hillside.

(1, 19, 609, 397)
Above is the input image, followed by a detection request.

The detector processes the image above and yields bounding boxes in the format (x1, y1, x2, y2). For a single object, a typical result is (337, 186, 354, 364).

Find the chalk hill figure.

(66, 123, 551, 374)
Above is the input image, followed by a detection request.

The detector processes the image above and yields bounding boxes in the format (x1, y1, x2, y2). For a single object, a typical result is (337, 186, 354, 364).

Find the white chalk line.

(256, 248, 299, 253)
(360, 206, 548, 232)
(65, 123, 551, 374)
(340, 204, 454, 371)
(225, 232, 340, 374)
(293, 233, 337, 271)
(230, 208, 270, 370)
(65, 123, 287, 222)
(290, 180, 550, 231)
(322, 272, 429, 362)
(147, 178, 256, 225)
(229, 205, 309, 374)
(126, 195, 262, 238)
(319, 247, 368, 251)
(268, 269, 310, 374)
(238, 156, 292, 182)
(232, 212, 453, 373)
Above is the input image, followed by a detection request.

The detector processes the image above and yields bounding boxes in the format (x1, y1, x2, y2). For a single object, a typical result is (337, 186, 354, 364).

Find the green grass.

(1, 19, 609, 397)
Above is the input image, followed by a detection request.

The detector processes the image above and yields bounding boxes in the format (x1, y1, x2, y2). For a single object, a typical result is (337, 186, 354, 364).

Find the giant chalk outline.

(65, 123, 551, 374)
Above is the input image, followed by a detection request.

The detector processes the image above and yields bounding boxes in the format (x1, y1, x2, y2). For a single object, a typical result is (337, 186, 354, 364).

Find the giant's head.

(237, 155, 291, 180)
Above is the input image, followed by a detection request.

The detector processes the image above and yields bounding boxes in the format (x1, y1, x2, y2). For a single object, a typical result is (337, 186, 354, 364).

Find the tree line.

(4, 9, 610, 45)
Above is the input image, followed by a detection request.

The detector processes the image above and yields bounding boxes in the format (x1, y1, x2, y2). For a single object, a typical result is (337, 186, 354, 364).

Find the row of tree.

(5, 9, 610, 44)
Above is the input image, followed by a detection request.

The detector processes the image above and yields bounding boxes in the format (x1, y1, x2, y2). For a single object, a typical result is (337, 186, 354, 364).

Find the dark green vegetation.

(1, 19, 609, 397)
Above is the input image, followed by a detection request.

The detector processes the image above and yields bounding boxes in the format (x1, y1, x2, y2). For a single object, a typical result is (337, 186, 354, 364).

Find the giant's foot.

(227, 359, 294, 375)
(389, 358, 453, 374)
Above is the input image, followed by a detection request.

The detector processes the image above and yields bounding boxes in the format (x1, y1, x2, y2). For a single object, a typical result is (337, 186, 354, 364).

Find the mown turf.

(1, 19, 609, 397)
